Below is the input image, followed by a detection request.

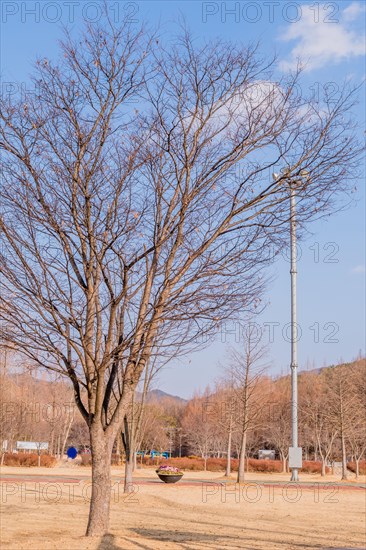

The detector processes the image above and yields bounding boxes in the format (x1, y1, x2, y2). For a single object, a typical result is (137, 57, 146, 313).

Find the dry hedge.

(2, 453, 57, 467)
(142, 456, 328, 473)
(347, 461, 366, 475)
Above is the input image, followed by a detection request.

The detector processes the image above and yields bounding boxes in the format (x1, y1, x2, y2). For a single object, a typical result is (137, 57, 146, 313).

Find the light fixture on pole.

(273, 168, 310, 482)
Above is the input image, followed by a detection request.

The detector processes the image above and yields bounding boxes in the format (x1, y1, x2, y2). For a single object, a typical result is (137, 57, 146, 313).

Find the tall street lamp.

(273, 168, 310, 482)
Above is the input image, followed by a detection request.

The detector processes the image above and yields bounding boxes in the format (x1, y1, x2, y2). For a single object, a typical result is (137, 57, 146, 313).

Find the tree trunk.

(121, 415, 136, 493)
(355, 458, 359, 479)
(321, 459, 326, 477)
(115, 435, 122, 466)
(124, 458, 134, 493)
(237, 431, 247, 483)
(50, 429, 55, 456)
(86, 426, 113, 537)
(341, 431, 348, 480)
(61, 414, 74, 457)
(56, 433, 61, 459)
(281, 453, 286, 473)
(225, 428, 232, 477)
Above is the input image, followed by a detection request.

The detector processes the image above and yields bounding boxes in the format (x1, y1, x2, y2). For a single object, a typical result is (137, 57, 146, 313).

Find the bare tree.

(310, 408, 337, 477)
(138, 402, 171, 455)
(228, 324, 267, 483)
(347, 360, 366, 478)
(270, 403, 292, 473)
(0, 15, 362, 536)
(326, 363, 358, 480)
(300, 372, 337, 476)
(120, 354, 161, 492)
(348, 420, 366, 478)
(208, 375, 239, 476)
(181, 393, 216, 469)
(216, 382, 238, 477)
(119, 342, 176, 492)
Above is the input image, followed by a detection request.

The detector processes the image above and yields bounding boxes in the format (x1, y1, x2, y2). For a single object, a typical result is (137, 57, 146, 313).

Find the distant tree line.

(2, 350, 364, 479)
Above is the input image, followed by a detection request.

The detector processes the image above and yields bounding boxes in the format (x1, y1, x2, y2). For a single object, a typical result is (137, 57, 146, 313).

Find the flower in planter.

(156, 465, 183, 475)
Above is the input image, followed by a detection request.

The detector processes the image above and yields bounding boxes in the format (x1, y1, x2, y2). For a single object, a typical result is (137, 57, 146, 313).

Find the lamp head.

(300, 169, 311, 183)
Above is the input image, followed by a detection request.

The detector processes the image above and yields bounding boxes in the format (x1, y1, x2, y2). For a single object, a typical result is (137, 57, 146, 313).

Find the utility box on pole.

(288, 447, 302, 469)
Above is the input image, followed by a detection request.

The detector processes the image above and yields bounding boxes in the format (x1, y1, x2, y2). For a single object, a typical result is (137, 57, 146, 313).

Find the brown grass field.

(1, 466, 365, 549)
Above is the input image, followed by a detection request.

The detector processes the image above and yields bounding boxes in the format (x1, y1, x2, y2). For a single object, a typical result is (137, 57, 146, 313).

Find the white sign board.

(288, 447, 302, 469)
(258, 449, 275, 460)
(16, 441, 49, 451)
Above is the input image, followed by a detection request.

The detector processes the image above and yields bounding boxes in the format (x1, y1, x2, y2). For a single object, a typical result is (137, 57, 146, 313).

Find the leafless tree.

(228, 323, 267, 482)
(346, 360, 366, 478)
(138, 403, 171, 455)
(181, 392, 217, 469)
(0, 15, 362, 535)
(270, 403, 292, 473)
(348, 420, 366, 478)
(212, 380, 238, 477)
(325, 364, 359, 480)
(300, 372, 336, 476)
(120, 351, 168, 493)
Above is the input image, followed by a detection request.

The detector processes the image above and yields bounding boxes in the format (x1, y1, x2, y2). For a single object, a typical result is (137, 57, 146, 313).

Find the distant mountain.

(145, 389, 187, 404)
(7, 371, 187, 405)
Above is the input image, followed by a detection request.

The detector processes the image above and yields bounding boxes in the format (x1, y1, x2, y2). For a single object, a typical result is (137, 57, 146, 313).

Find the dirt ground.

(1, 466, 365, 549)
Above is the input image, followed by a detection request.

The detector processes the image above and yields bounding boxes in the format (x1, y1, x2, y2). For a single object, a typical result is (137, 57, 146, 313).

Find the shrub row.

(142, 456, 328, 473)
(2, 452, 329, 473)
(80, 453, 121, 466)
(248, 459, 282, 472)
(2, 452, 57, 467)
(347, 461, 366, 475)
(301, 460, 330, 474)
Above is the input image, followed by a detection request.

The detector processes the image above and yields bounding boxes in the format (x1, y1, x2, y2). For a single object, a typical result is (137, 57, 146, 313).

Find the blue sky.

(1, 1, 365, 398)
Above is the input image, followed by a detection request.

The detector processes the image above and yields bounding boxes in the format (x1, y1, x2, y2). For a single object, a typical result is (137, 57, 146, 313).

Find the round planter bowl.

(157, 473, 183, 484)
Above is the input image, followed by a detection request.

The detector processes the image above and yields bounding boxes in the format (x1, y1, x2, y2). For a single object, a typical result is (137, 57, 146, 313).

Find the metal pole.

(289, 183, 299, 482)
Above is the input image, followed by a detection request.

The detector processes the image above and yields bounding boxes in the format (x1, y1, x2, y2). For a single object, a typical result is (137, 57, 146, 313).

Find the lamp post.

(176, 427, 184, 458)
(273, 168, 309, 482)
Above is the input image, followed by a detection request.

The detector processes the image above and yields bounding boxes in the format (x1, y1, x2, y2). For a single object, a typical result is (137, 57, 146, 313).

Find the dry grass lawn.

(1, 466, 365, 549)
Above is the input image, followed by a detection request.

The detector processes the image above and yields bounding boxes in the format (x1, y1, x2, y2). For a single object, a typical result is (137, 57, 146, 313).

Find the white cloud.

(343, 2, 366, 21)
(184, 81, 288, 137)
(279, 3, 366, 72)
(350, 264, 366, 274)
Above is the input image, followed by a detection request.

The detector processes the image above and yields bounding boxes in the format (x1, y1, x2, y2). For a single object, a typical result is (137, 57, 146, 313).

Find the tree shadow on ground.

(96, 533, 154, 550)
(128, 529, 237, 549)
(130, 528, 254, 549)
(96, 534, 123, 550)
(130, 528, 355, 550)
(95, 531, 362, 550)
